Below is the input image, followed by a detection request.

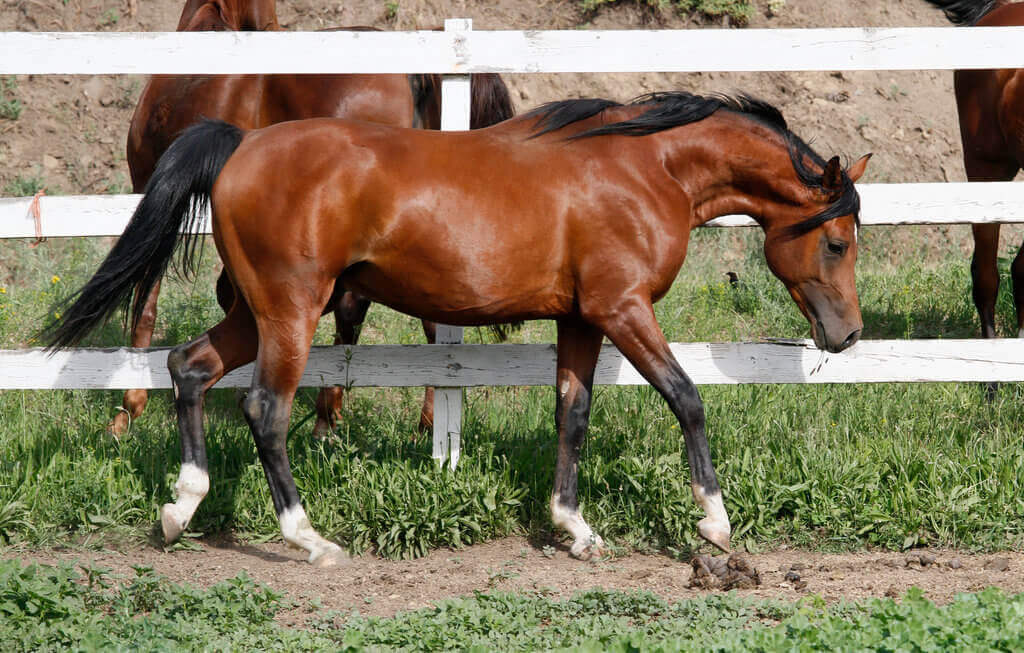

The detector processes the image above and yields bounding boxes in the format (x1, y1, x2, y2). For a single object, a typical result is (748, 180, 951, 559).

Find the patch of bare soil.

(6, 537, 1024, 620)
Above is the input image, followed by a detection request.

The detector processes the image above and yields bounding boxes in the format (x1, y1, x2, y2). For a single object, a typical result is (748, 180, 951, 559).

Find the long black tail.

(922, 0, 1000, 25)
(41, 120, 244, 350)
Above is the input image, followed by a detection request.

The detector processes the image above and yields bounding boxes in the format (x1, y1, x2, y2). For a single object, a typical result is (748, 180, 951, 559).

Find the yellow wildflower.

(51, 275, 60, 284)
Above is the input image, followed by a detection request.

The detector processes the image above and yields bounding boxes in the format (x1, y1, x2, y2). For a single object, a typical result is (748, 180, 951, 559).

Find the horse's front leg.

(596, 298, 731, 553)
(550, 318, 605, 559)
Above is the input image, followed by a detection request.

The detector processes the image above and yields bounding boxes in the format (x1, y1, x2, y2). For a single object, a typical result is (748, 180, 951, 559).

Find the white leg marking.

(279, 505, 348, 567)
(551, 493, 604, 560)
(160, 463, 209, 543)
(693, 483, 731, 551)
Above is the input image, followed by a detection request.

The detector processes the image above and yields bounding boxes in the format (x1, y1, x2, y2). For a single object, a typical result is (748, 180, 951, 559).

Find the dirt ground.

(5, 536, 1024, 620)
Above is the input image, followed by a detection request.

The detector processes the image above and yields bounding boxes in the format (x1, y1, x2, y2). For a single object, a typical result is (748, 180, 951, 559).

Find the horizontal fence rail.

(4, 27, 1024, 74)
(5, 340, 1024, 390)
(3, 182, 1024, 238)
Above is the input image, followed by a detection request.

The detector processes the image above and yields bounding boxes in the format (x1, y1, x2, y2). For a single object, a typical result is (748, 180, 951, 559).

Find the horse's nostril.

(841, 329, 861, 350)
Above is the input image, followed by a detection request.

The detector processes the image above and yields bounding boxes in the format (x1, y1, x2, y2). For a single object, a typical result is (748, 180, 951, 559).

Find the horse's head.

(762, 153, 871, 353)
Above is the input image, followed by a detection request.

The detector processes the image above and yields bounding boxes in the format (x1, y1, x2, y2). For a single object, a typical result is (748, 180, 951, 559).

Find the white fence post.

(433, 18, 472, 470)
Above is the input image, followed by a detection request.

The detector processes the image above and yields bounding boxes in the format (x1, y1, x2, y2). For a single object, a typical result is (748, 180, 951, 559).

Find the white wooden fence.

(2, 24, 1023, 467)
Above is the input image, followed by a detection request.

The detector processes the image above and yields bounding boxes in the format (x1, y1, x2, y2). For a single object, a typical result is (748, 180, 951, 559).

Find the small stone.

(42, 154, 60, 170)
(790, 562, 808, 571)
(984, 557, 1010, 572)
(945, 558, 962, 570)
(918, 553, 936, 567)
(784, 570, 801, 582)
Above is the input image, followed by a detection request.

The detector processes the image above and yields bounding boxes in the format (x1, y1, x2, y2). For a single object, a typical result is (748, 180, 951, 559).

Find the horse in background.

(924, 0, 1024, 347)
(116, 0, 514, 437)
(45, 91, 869, 566)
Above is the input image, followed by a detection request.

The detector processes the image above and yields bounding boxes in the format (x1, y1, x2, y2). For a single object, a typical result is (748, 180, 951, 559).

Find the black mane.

(525, 91, 859, 238)
(923, 0, 999, 25)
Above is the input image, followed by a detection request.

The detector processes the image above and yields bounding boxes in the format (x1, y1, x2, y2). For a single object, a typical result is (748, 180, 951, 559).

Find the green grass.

(579, 0, 754, 23)
(0, 76, 22, 121)
(2, 558, 1023, 651)
(2, 226, 1024, 558)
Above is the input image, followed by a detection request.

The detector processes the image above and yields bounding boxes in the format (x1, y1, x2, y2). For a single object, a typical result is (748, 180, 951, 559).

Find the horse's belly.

(341, 261, 570, 325)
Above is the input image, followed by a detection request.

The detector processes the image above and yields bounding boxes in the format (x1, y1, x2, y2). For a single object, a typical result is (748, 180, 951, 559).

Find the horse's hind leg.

(312, 291, 371, 439)
(966, 157, 1017, 397)
(109, 281, 162, 436)
(550, 318, 604, 559)
(971, 223, 1002, 340)
(591, 298, 730, 553)
(417, 320, 437, 433)
(245, 306, 346, 567)
(162, 300, 258, 544)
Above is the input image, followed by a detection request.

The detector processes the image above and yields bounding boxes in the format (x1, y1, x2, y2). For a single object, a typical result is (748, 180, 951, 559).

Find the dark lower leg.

(598, 300, 729, 552)
(247, 313, 346, 566)
(971, 224, 1001, 339)
(549, 319, 604, 559)
(1011, 242, 1024, 335)
(162, 307, 257, 543)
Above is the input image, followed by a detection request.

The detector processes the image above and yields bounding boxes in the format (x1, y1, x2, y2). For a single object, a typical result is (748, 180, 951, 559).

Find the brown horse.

(44, 92, 870, 566)
(925, 0, 1024, 346)
(118, 0, 514, 437)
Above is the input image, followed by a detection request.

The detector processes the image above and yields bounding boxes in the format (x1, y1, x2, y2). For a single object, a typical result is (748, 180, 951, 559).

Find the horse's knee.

(242, 387, 287, 444)
(168, 343, 214, 403)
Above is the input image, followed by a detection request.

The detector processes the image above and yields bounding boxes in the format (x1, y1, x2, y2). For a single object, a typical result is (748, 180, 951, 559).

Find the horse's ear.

(823, 156, 843, 193)
(846, 153, 872, 183)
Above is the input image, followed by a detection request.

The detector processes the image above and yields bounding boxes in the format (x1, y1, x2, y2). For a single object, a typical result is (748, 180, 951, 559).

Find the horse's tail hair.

(922, 0, 1001, 25)
(411, 72, 516, 130)
(468, 73, 516, 128)
(40, 119, 244, 350)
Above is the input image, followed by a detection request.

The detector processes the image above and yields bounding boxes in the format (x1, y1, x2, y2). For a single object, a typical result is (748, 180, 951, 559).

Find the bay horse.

(117, 0, 514, 437)
(44, 92, 870, 566)
(924, 0, 1024, 345)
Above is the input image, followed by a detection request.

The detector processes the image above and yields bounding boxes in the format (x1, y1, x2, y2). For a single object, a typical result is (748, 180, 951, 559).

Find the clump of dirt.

(688, 553, 761, 590)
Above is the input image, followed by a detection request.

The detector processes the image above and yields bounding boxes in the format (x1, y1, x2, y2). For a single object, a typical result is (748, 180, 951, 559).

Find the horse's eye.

(827, 241, 847, 257)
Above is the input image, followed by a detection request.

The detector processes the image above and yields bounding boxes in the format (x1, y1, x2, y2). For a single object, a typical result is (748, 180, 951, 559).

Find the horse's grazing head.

(762, 152, 871, 353)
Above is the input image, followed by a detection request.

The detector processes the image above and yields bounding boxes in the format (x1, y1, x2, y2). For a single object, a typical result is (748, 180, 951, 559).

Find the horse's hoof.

(310, 547, 350, 568)
(698, 518, 731, 553)
(108, 412, 129, 438)
(311, 418, 333, 440)
(160, 503, 187, 544)
(417, 413, 433, 434)
(570, 534, 606, 561)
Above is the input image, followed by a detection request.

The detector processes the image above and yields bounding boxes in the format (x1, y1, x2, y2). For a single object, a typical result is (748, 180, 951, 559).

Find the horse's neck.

(176, 0, 279, 31)
(662, 115, 809, 230)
